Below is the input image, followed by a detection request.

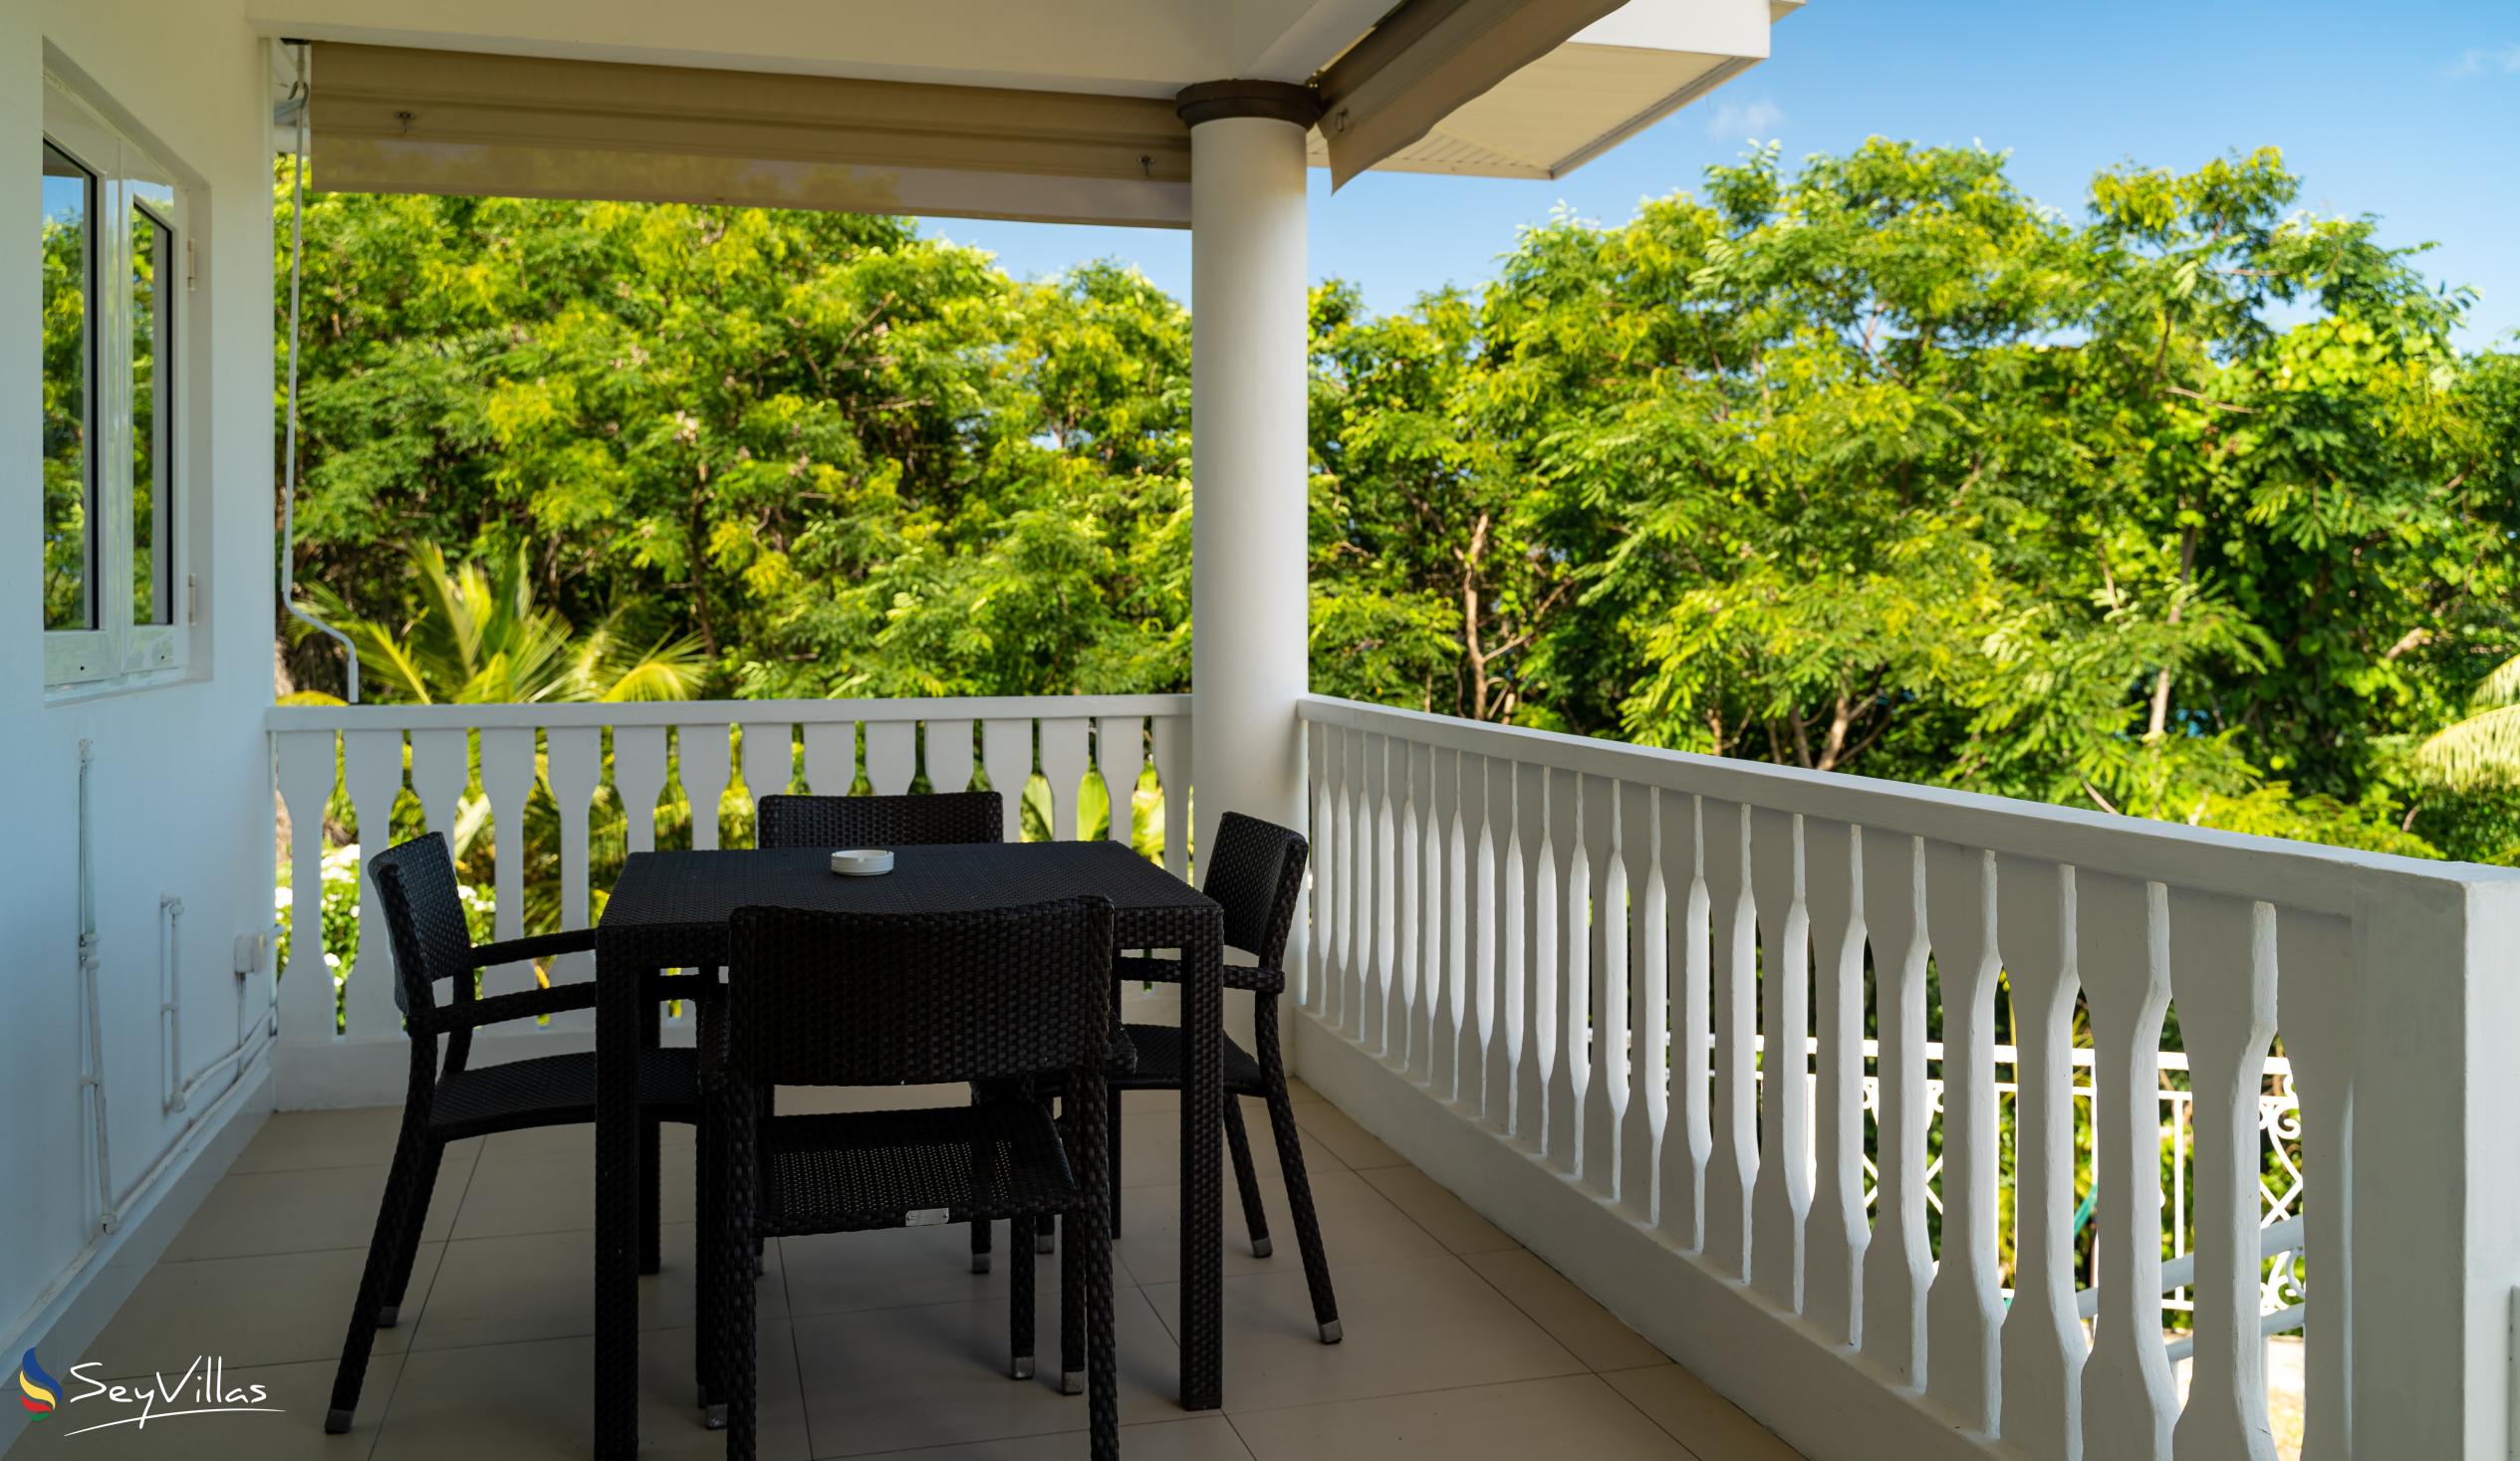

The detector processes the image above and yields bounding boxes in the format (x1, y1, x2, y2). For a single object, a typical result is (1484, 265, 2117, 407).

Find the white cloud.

(1704, 97, 1785, 141)
(2446, 42, 2520, 76)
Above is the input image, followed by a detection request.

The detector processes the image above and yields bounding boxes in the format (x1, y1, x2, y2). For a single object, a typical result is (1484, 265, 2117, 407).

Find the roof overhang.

(264, 0, 1794, 225)
(1319, 0, 1799, 180)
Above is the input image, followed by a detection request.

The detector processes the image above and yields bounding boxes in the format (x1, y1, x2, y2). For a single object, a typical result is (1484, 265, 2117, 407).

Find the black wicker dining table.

(589, 840, 1226, 1455)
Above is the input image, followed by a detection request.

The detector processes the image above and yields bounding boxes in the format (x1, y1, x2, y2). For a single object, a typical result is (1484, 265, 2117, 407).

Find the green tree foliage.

(279, 144, 2520, 862)
(1315, 141, 2520, 859)
(279, 184, 1189, 704)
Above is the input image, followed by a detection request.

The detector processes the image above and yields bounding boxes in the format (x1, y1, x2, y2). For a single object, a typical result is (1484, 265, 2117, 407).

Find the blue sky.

(930, 1, 2520, 347)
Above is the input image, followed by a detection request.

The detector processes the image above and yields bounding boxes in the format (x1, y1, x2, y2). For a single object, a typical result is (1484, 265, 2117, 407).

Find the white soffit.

(1314, 0, 1794, 181)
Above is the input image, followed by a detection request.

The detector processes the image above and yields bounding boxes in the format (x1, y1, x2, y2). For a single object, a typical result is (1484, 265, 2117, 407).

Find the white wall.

(1, 0, 279, 1354)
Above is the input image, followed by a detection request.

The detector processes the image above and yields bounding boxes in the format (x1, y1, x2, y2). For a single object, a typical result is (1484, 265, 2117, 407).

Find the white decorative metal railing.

(267, 694, 1191, 1106)
(1293, 692, 2520, 1461)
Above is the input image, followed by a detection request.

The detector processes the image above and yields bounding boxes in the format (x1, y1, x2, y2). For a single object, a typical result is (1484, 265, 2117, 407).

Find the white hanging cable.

(278, 41, 358, 702)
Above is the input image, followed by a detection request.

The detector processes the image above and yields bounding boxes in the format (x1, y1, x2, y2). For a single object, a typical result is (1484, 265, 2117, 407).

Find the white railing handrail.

(1297, 691, 2520, 917)
(267, 691, 1193, 734)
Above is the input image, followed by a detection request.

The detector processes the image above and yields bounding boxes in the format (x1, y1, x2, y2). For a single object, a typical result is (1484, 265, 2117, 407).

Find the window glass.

(131, 192, 172, 624)
(41, 141, 94, 631)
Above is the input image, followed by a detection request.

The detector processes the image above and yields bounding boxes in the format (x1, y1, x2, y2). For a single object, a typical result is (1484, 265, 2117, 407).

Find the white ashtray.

(830, 849, 894, 876)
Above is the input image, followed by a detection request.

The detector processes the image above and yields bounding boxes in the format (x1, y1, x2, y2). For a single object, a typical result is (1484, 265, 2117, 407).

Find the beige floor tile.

(1141, 1257, 1585, 1413)
(1113, 1108, 1346, 1191)
(1282, 1078, 1326, 1107)
(780, 1219, 1072, 1320)
(1289, 1103, 1405, 1169)
(1358, 1167, 1518, 1255)
(1463, 1250, 1667, 1371)
(2, 1354, 399, 1461)
(1226, 1372, 1696, 1461)
(81, 1244, 443, 1377)
(162, 1162, 469, 1263)
(1114, 1168, 1449, 1287)
(1606, 1364, 1805, 1461)
(450, 1139, 695, 1239)
(788, 1287, 1182, 1456)
(410, 1223, 783, 1351)
(372, 1327, 809, 1461)
(229, 1106, 435, 1175)
(844, 1415, 1252, 1460)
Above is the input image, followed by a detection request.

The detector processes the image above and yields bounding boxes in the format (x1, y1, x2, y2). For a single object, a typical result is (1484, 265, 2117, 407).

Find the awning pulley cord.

(278, 41, 359, 702)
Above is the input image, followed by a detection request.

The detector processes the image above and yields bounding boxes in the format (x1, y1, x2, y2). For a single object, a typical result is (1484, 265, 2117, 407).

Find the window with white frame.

(41, 75, 188, 689)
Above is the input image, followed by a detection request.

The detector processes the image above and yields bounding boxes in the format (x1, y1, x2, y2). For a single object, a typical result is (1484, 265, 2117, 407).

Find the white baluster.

(2274, 909, 2349, 1461)
(2077, 870, 2175, 1461)
(477, 727, 538, 999)
(1098, 716, 1143, 848)
(1750, 807, 1811, 1313)
(1659, 790, 1711, 1252)
(543, 726, 601, 1005)
(1454, 752, 1490, 1114)
(1039, 718, 1091, 841)
(408, 729, 467, 838)
(1544, 765, 1582, 1175)
(1339, 726, 1369, 1039)
(863, 720, 915, 797)
(1620, 778, 1662, 1225)
(1360, 731, 1390, 1057)
(1306, 719, 1334, 1017)
(981, 719, 1032, 843)
(1389, 740, 1423, 1072)
(1702, 798, 1755, 1280)
(1481, 755, 1517, 1129)
(1427, 744, 1462, 1097)
(2169, 890, 2281, 1461)
(1151, 715, 1189, 879)
(740, 722, 796, 816)
(340, 730, 405, 1040)
(925, 718, 975, 794)
(1861, 828, 1931, 1388)
(1313, 721, 1342, 1023)
(276, 730, 339, 1042)
(614, 727, 668, 854)
(1580, 772, 1621, 1197)
(801, 720, 853, 796)
(1995, 854, 2084, 1461)
(678, 722, 734, 852)
(1512, 758, 1550, 1146)
(1804, 818, 1867, 1347)
(1923, 841, 2002, 1431)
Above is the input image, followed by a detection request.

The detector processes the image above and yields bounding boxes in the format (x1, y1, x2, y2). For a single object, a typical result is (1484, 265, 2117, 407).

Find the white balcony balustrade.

(267, 695, 1191, 1107)
(1293, 692, 2520, 1461)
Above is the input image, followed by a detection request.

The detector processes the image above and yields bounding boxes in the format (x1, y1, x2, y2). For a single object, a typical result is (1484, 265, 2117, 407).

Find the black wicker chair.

(749, 790, 1036, 1271)
(755, 789, 1003, 849)
(324, 833, 702, 1434)
(699, 898, 1120, 1461)
(1114, 812, 1341, 1341)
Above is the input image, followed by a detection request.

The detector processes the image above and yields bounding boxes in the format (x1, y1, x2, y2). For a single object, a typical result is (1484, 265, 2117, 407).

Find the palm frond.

(2415, 704, 2520, 791)
(2474, 653, 2520, 710)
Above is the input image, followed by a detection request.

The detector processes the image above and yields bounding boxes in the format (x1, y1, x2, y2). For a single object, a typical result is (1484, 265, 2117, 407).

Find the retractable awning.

(309, 43, 1194, 227)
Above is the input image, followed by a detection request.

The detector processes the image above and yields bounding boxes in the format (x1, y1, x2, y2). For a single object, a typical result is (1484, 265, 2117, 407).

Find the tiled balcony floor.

(6, 1081, 1804, 1461)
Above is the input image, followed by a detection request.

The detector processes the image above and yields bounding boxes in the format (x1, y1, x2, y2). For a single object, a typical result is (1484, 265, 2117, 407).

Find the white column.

(1187, 105, 1310, 854)
(1183, 84, 1314, 1051)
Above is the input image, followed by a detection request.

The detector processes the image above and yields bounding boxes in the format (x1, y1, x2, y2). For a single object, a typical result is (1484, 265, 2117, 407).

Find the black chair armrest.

(1221, 963, 1285, 996)
(470, 927, 598, 969)
(412, 980, 601, 1035)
